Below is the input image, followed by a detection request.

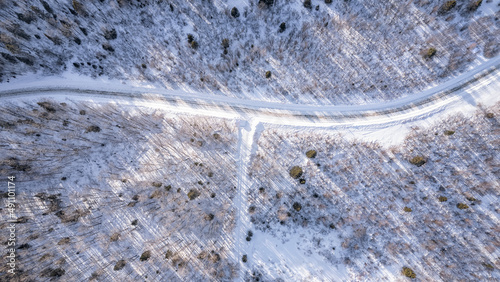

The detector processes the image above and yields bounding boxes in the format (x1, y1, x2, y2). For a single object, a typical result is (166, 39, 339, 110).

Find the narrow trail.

(234, 118, 260, 281)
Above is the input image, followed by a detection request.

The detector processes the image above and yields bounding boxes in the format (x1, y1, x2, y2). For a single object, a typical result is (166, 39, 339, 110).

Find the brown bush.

(140, 250, 151, 261)
(423, 47, 437, 59)
(114, 260, 126, 271)
(306, 150, 317, 158)
(409, 156, 426, 167)
(188, 189, 200, 200)
(402, 267, 416, 278)
(289, 166, 303, 179)
(441, 1, 456, 13)
(467, 0, 482, 12)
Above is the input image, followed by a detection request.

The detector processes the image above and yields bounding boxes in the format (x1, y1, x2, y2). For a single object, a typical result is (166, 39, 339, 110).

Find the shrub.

(72, 0, 87, 16)
(140, 250, 151, 261)
(441, 1, 456, 12)
(467, 0, 482, 12)
(299, 179, 306, 184)
(258, 0, 274, 8)
(5, 43, 20, 54)
(16, 12, 35, 24)
(102, 43, 115, 52)
(402, 267, 416, 279)
(149, 190, 162, 199)
(79, 110, 86, 115)
(306, 150, 317, 158)
(188, 189, 200, 200)
(190, 40, 199, 49)
(438, 196, 448, 202)
(187, 34, 194, 44)
(409, 156, 426, 167)
(289, 166, 303, 179)
(41, 1, 54, 14)
(482, 262, 494, 269)
(325, 0, 332, 3)
(444, 130, 455, 136)
(231, 7, 240, 18)
(104, 29, 117, 40)
(221, 38, 230, 49)
(466, 197, 477, 202)
(42, 268, 66, 277)
(242, 255, 247, 262)
(265, 71, 272, 78)
(1, 52, 17, 64)
(16, 56, 34, 66)
(110, 233, 120, 242)
(403, 207, 412, 212)
(304, 0, 312, 9)
(486, 113, 494, 118)
(211, 253, 221, 263)
(457, 203, 469, 209)
(152, 182, 162, 188)
(37, 102, 56, 113)
(293, 202, 302, 211)
(204, 213, 214, 221)
(279, 22, 286, 33)
(131, 219, 138, 226)
(424, 47, 437, 59)
(58, 237, 70, 245)
(114, 260, 126, 271)
(85, 125, 101, 133)
(165, 250, 173, 259)
(248, 206, 256, 213)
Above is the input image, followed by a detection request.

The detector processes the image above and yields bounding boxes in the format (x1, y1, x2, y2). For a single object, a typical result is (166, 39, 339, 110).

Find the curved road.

(0, 56, 499, 127)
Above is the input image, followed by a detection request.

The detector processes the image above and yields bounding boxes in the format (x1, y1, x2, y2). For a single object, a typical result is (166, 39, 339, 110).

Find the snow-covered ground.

(1, 0, 499, 105)
(0, 53, 499, 280)
(1, 0, 500, 281)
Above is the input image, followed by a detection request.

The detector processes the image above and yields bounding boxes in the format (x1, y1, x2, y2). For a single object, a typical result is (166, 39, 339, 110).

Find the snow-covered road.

(1, 56, 499, 121)
(1, 55, 499, 146)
